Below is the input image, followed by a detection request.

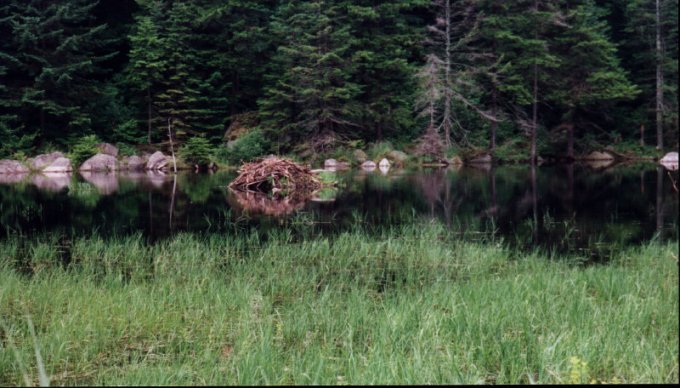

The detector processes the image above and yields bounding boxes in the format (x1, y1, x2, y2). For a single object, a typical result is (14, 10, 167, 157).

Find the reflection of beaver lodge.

(227, 190, 308, 216)
(228, 156, 322, 215)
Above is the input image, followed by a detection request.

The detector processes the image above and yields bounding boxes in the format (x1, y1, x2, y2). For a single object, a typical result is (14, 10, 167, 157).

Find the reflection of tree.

(413, 169, 463, 227)
(656, 166, 664, 239)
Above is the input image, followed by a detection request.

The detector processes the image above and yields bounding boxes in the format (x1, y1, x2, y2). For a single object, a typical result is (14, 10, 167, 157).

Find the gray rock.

(0, 159, 29, 174)
(43, 157, 72, 173)
(361, 160, 377, 171)
(660, 151, 678, 171)
(96, 143, 119, 157)
(29, 152, 64, 171)
(448, 156, 463, 165)
(353, 149, 368, 163)
(584, 151, 615, 161)
(468, 153, 492, 164)
(79, 153, 118, 172)
(379, 158, 391, 168)
(121, 155, 146, 171)
(324, 159, 338, 168)
(660, 152, 678, 164)
(387, 150, 408, 165)
(146, 151, 169, 171)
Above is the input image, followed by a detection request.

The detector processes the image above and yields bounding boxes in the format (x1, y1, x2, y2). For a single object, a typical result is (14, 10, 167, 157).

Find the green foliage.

(366, 141, 394, 160)
(179, 137, 214, 166)
(218, 129, 268, 165)
(68, 134, 101, 167)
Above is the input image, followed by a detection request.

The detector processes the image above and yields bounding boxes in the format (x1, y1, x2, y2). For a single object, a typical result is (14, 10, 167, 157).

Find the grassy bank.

(0, 224, 677, 385)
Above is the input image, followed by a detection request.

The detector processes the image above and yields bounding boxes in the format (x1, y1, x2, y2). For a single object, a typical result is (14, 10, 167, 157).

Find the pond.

(0, 162, 677, 257)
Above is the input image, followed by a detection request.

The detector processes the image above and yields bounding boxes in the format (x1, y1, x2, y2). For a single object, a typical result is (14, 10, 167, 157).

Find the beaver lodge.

(228, 156, 322, 198)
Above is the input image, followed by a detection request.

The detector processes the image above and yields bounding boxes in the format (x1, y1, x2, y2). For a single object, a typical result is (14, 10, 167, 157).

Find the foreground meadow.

(0, 223, 677, 385)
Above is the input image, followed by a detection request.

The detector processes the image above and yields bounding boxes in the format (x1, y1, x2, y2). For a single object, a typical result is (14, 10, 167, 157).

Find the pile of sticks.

(228, 156, 321, 196)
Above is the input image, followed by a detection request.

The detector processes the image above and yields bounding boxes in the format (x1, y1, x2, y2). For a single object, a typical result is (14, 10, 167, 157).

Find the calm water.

(0, 163, 677, 256)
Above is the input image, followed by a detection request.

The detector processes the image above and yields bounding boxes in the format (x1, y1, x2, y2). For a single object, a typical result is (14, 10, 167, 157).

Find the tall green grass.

(0, 223, 677, 385)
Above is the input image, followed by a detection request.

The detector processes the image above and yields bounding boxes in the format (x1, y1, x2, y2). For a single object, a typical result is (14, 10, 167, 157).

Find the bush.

(69, 134, 101, 166)
(219, 129, 268, 166)
(366, 141, 394, 160)
(179, 137, 214, 166)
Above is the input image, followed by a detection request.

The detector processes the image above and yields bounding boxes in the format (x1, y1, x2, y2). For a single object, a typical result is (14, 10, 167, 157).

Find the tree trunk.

(655, 0, 664, 150)
(640, 124, 645, 147)
(147, 87, 152, 144)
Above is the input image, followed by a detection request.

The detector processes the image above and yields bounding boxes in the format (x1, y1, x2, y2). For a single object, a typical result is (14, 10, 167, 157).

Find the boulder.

(379, 158, 391, 168)
(146, 151, 169, 171)
(660, 151, 678, 171)
(43, 157, 72, 173)
(660, 152, 678, 164)
(79, 153, 118, 172)
(584, 151, 615, 161)
(361, 160, 377, 171)
(96, 143, 119, 157)
(29, 152, 64, 171)
(0, 159, 29, 174)
(448, 156, 463, 165)
(387, 150, 408, 166)
(468, 153, 492, 164)
(121, 155, 146, 171)
(353, 149, 368, 164)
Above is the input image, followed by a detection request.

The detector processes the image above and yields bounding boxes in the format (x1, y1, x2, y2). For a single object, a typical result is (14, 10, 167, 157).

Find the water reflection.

(31, 173, 71, 192)
(80, 171, 119, 194)
(0, 164, 677, 254)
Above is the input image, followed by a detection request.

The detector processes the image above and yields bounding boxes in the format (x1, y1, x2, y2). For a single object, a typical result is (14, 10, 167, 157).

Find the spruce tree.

(259, 0, 361, 152)
(548, 1, 638, 158)
(0, 0, 116, 147)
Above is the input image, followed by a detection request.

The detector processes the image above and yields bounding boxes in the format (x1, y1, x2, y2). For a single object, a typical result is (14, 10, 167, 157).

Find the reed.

(0, 222, 677, 385)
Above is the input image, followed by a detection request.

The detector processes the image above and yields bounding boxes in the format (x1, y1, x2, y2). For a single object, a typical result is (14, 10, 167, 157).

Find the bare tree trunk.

(655, 0, 664, 150)
(167, 118, 177, 174)
(443, 0, 452, 147)
(640, 124, 645, 147)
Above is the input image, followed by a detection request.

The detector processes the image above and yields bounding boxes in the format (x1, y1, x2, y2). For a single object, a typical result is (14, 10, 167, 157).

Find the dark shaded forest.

(0, 0, 677, 163)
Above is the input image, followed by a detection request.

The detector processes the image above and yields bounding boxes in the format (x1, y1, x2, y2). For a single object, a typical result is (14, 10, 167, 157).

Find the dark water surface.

(0, 163, 677, 255)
